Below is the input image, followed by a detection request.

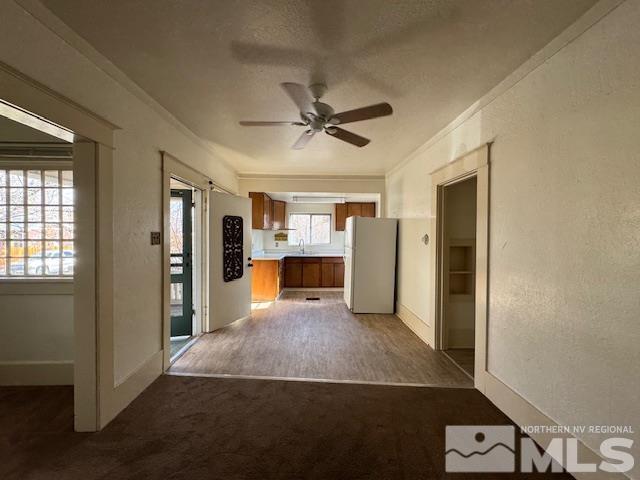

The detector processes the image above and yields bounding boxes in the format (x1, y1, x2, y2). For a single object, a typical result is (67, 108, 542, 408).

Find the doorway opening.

(438, 176, 477, 378)
(0, 97, 97, 430)
(168, 177, 201, 362)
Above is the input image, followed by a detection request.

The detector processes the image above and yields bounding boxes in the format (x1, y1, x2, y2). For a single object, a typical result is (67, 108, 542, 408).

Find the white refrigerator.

(343, 216, 398, 313)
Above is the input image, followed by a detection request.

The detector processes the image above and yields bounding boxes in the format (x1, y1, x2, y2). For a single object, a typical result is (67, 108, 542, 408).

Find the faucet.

(298, 238, 305, 254)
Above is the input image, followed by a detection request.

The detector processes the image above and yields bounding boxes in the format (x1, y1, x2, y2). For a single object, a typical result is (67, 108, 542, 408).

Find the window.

(288, 213, 331, 245)
(0, 168, 74, 277)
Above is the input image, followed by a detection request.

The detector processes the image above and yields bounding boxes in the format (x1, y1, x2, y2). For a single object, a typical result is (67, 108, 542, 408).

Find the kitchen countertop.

(252, 251, 344, 260)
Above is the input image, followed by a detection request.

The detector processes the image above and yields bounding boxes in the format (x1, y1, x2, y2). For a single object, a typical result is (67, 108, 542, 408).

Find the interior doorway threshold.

(169, 336, 199, 364)
(164, 371, 475, 389)
(442, 349, 474, 380)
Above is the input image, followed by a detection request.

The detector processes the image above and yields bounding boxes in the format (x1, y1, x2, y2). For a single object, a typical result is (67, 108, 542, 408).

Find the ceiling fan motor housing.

(306, 101, 335, 132)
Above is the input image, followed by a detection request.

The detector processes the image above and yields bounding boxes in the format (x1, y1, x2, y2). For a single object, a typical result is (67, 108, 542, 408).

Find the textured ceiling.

(41, 0, 596, 175)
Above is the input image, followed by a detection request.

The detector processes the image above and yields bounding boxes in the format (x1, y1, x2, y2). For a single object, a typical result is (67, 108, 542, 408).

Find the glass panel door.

(170, 189, 193, 337)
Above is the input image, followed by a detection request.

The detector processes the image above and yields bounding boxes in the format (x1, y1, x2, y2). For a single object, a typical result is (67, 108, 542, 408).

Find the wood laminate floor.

(170, 290, 472, 387)
(445, 348, 475, 377)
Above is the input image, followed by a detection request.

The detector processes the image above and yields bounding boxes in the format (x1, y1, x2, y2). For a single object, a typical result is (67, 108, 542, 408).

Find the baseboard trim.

(282, 287, 344, 292)
(0, 360, 73, 385)
(395, 302, 434, 346)
(101, 350, 163, 427)
(484, 372, 629, 480)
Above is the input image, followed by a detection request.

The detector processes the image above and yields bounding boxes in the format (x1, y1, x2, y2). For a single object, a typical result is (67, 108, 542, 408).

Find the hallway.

(170, 291, 471, 387)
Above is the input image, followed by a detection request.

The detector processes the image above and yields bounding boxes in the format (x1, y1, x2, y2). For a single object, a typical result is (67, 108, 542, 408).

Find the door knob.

(247, 263, 254, 268)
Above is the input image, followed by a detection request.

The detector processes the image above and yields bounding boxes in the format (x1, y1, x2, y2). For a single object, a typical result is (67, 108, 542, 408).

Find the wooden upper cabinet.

(361, 202, 376, 218)
(347, 202, 362, 218)
(249, 192, 276, 230)
(335, 203, 347, 231)
(264, 195, 272, 229)
(336, 202, 375, 230)
(272, 200, 286, 230)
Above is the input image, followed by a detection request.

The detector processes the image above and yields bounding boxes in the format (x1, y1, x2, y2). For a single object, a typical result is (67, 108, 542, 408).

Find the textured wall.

(0, 1, 238, 383)
(387, 0, 640, 461)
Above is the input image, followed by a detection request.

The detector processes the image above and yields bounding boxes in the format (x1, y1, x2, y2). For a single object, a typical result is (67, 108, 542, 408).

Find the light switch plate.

(150, 231, 161, 245)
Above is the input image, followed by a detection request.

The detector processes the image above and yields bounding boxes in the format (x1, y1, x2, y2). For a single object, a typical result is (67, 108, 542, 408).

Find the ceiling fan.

(239, 83, 393, 149)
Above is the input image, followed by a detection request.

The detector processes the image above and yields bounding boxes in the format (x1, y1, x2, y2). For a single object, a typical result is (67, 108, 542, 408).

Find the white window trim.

(287, 213, 332, 246)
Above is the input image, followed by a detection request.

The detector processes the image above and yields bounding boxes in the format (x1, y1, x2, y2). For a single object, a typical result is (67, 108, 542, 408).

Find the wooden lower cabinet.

(283, 256, 345, 288)
(284, 259, 302, 287)
(321, 263, 334, 287)
(251, 259, 284, 301)
(334, 262, 345, 287)
(302, 261, 321, 288)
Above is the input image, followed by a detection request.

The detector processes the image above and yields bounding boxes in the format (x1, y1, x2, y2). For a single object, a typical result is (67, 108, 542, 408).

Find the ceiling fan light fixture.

(238, 82, 392, 149)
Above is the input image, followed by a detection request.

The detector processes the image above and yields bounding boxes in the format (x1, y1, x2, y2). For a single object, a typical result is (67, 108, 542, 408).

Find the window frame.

(0, 161, 74, 280)
(287, 212, 332, 246)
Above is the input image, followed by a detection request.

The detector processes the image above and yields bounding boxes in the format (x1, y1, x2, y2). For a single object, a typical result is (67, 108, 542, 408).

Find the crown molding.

(237, 173, 386, 181)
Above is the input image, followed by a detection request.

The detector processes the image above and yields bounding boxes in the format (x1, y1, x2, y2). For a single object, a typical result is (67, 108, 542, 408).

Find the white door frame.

(161, 151, 211, 370)
(0, 62, 117, 431)
(430, 144, 490, 392)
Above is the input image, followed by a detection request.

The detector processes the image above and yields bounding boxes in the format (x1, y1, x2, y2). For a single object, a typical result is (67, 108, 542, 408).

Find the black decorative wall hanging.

(222, 215, 243, 282)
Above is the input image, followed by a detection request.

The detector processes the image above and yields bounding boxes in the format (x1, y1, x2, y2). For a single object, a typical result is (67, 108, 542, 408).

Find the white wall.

(0, 283, 73, 384)
(387, 0, 639, 467)
(0, 1, 238, 385)
(256, 203, 345, 253)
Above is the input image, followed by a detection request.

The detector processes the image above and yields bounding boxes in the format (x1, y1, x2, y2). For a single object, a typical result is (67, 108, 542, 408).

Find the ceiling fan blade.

(239, 121, 305, 126)
(326, 127, 370, 147)
(292, 130, 316, 150)
(281, 83, 317, 115)
(330, 103, 393, 125)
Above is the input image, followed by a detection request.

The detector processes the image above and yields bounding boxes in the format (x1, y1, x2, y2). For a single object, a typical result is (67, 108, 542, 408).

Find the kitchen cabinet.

(302, 260, 322, 288)
(249, 192, 272, 230)
(272, 200, 286, 230)
(335, 202, 376, 231)
(347, 202, 362, 218)
(334, 262, 345, 287)
(335, 203, 347, 231)
(283, 256, 345, 288)
(361, 202, 376, 218)
(250, 193, 288, 230)
(321, 263, 334, 287)
(284, 258, 302, 287)
(251, 259, 284, 301)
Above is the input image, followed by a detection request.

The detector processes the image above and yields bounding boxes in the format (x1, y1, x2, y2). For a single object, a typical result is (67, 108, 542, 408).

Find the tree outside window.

(288, 213, 331, 245)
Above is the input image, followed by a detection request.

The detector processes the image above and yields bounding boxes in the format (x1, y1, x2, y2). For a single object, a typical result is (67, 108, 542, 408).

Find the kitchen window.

(288, 213, 331, 245)
(0, 167, 74, 277)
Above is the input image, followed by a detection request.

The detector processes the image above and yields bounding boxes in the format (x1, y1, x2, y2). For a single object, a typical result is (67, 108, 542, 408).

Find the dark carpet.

(0, 376, 574, 479)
